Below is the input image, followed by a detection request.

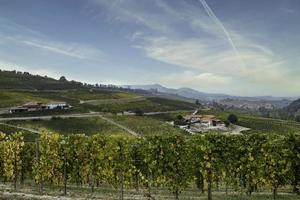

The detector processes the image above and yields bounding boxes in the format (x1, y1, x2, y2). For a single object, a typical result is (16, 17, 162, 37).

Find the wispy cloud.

(0, 60, 61, 79)
(90, 0, 300, 95)
(22, 40, 107, 61)
(198, 0, 245, 68)
(0, 18, 107, 62)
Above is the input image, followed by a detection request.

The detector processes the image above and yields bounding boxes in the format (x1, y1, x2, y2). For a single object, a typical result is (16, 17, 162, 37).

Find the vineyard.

(0, 131, 299, 200)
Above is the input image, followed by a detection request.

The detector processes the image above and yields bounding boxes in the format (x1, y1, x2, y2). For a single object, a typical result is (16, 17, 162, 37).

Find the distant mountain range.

(124, 84, 297, 102)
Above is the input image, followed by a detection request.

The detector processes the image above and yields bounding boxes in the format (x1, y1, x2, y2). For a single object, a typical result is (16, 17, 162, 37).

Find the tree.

(59, 76, 67, 82)
(174, 115, 186, 126)
(228, 114, 238, 124)
(177, 115, 183, 120)
(135, 108, 144, 116)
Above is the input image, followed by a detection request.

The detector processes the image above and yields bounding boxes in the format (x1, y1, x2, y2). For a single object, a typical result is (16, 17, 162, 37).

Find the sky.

(0, 0, 299, 97)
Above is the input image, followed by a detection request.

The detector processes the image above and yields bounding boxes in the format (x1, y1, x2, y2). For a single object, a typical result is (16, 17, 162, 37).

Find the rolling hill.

(0, 69, 85, 90)
(126, 84, 295, 102)
(286, 98, 300, 113)
(0, 69, 197, 115)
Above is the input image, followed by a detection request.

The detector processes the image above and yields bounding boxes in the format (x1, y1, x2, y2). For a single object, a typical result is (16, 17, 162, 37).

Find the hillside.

(126, 84, 294, 102)
(286, 98, 300, 113)
(0, 70, 85, 90)
(0, 70, 197, 116)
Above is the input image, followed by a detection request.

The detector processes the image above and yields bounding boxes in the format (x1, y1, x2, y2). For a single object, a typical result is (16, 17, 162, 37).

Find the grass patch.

(108, 115, 186, 135)
(7, 117, 129, 136)
(84, 97, 197, 113)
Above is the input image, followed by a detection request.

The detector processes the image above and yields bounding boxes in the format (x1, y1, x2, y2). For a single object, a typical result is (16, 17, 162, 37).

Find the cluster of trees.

(0, 131, 299, 200)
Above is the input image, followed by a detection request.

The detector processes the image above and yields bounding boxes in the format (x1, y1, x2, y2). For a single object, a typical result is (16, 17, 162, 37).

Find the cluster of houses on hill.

(173, 114, 227, 134)
(9, 101, 70, 113)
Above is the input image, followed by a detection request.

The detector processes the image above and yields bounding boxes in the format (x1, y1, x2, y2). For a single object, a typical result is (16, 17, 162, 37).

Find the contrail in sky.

(198, 0, 245, 67)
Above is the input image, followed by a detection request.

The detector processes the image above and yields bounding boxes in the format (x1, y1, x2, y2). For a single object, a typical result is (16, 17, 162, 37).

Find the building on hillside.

(45, 101, 68, 109)
(22, 102, 43, 111)
(9, 107, 28, 113)
(184, 114, 224, 127)
(8, 101, 70, 114)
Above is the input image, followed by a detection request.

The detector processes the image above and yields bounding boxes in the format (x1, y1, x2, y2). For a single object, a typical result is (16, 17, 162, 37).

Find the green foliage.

(228, 114, 238, 124)
(1, 132, 24, 189)
(0, 130, 299, 200)
(33, 132, 63, 185)
(8, 117, 129, 136)
(237, 115, 300, 135)
(108, 115, 185, 135)
(64, 134, 89, 185)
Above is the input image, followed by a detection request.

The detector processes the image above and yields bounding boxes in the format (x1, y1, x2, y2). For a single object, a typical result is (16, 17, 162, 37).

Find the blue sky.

(0, 0, 299, 96)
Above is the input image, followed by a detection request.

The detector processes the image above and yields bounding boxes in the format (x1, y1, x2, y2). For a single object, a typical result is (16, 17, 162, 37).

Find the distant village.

(9, 101, 70, 113)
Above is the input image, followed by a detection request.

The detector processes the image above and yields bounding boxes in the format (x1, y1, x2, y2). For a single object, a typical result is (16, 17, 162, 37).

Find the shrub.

(228, 114, 238, 124)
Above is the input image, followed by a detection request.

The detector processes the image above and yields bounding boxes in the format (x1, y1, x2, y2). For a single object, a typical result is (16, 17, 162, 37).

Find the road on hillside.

(98, 115, 138, 136)
(0, 110, 194, 121)
(0, 113, 104, 122)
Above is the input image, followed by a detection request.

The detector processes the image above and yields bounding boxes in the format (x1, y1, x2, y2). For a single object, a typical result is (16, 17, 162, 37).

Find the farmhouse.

(184, 114, 223, 127)
(23, 102, 43, 111)
(46, 101, 68, 109)
(9, 107, 28, 113)
(179, 114, 226, 134)
(9, 101, 69, 114)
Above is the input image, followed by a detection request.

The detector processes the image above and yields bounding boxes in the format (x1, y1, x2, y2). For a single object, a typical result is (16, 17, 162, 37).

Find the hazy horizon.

(0, 0, 299, 96)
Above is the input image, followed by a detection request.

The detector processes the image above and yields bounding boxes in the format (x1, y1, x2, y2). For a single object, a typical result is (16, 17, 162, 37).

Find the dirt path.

(80, 96, 145, 104)
(229, 124, 250, 134)
(99, 115, 139, 136)
(0, 113, 104, 122)
(1, 191, 86, 200)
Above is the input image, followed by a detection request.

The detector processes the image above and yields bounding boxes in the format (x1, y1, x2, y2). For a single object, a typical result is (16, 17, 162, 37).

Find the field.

(0, 90, 196, 117)
(197, 109, 300, 135)
(4, 117, 129, 136)
(0, 89, 140, 108)
(107, 115, 186, 135)
(237, 115, 300, 134)
(2, 114, 187, 137)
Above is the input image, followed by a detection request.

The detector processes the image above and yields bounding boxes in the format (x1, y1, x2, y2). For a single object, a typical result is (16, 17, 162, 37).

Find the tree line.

(0, 131, 299, 200)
